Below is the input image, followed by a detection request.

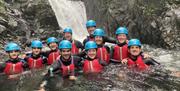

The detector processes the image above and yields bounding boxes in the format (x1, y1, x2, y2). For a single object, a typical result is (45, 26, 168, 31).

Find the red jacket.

(83, 59, 103, 74)
(127, 56, 148, 71)
(113, 44, 129, 62)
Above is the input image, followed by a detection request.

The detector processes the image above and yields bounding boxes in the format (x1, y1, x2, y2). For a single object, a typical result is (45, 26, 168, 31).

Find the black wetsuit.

(50, 55, 83, 77)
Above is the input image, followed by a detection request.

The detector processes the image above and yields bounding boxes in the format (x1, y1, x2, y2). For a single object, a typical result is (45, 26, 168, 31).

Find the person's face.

(8, 50, 20, 59)
(116, 34, 127, 43)
(64, 32, 72, 41)
(87, 49, 97, 59)
(95, 36, 103, 45)
(49, 42, 58, 50)
(32, 47, 41, 55)
(60, 49, 71, 60)
(128, 46, 141, 56)
(87, 27, 96, 35)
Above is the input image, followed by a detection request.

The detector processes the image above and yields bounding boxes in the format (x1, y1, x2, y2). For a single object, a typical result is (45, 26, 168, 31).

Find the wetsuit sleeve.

(41, 51, 50, 58)
(24, 54, 31, 63)
(76, 40, 83, 50)
(99, 59, 108, 66)
(143, 58, 160, 66)
(110, 59, 121, 63)
(73, 56, 83, 70)
(104, 36, 117, 44)
(104, 45, 110, 53)
(0, 62, 6, 73)
(83, 38, 88, 47)
(20, 59, 29, 69)
(110, 45, 114, 58)
(73, 50, 86, 58)
(42, 56, 47, 64)
(50, 60, 61, 73)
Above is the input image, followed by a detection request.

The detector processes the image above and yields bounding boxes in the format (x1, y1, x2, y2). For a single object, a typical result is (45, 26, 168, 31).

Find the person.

(43, 37, 60, 65)
(24, 40, 47, 69)
(111, 27, 150, 64)
(111, 27, 129, 63)
(48, 40, 82, 80)
(83, 41, 107, 74)
(126, 39, 159, 71)
(93, 28, 110, 64)
(83, 20, 117, 46)
(0, 42, 27, 78)
(60, 27, 83, 55)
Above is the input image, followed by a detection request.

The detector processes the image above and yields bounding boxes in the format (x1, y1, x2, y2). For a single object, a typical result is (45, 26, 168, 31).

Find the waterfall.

(48, 0, 88, 42)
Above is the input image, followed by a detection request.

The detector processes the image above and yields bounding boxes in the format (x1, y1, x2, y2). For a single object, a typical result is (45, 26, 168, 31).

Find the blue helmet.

(115, 27, 128, 35)
(93, 28, 105, 37)
(5, 42, 21, 52)
(31, 40, 43, 48)
(86, 20, 96, 27)
(63, 27, 72, 34)
(59, 40, 72, 49)
(85, 41, 97, 50)
(47, 37, 58, 44)
(128, 39, 141, 47)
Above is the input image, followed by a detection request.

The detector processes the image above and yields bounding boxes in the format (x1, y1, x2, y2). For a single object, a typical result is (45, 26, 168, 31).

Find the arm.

(20, 59, 29, 70)
(83, 38, 88, 47)
(49, 60, 61, 73)
(104, 36, 117, 44)
(110, 45, 114, 58)
(41, 51, 50, 58)
(0, 62, 6, 73)
(143, 58, 160, 66)
(42, 55, 47, 64)
(73, 50, 86, 58)
(104, 45, 110, 53)
(73, 56, 83, 70)
(110, 59, 121, 63)
(76, 40, 83, 50)
(99, 59, 108, 66)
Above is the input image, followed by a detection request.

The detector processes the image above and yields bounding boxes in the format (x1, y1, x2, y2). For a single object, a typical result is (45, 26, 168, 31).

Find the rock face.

(0, 0, 179, 50)
(83, 0, 180, 50)
(0, 0, 60, 48)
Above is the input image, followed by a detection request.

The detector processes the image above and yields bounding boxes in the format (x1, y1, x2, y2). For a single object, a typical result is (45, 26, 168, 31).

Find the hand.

(19, 54, 26, 59)
(143, 53, 150, 58)
(37, 87, 45, 91)
(8, 74, 20, 79)
(69, 76, 77, 81)
(171, 71, 180, 77)
(38, 81, 47, 91)
(121, 58, 128, 64)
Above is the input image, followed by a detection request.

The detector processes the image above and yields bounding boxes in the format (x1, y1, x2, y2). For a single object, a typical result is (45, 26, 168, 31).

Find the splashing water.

(142, 45, 180, 71)
(48, 0, 88, 42)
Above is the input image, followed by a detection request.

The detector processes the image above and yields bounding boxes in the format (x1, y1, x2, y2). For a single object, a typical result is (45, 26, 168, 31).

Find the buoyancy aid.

(83, 59, 103, 74)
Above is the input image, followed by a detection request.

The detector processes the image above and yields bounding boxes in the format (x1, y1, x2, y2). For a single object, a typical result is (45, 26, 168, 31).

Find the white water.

(143, 45, 180, 71)
(48, 0, 88, 42)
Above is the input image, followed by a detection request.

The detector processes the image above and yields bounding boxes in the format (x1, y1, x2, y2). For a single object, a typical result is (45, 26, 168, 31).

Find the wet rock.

(8, 18, 18, 28)
(0, 0, 60, 49)
(0, 25, 6, 33)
